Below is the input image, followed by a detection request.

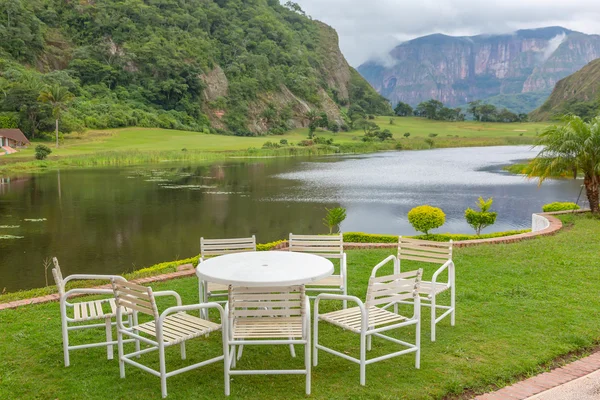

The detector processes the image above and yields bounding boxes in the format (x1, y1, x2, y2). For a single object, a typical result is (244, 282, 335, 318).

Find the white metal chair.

(52, 257, 137, 367)
(225, 285, 311, 395)
(111, 279, 228, 398)
(397, 237, 454, 342)
(196, 236, 256, 317)
(288, 233, 348, 308)
(314, 255, 422, 385)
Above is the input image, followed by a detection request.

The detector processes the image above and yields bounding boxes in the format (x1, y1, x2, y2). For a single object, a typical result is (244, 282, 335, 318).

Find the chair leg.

(180, 342, 186, 360)
(359, 332, 366, 386)
(237, 345, 244, 361)
(367, 334, 372, 351)
(60, 312, 70, 367)
(105, 318, 114, 360)
(313, 316, 319, 367)
(231, 346, 237, 368)
(430, 295, 437, 342)
(289, 343, 296, 358)
(415, 318, 421, 369)
(117, 329, 125, 378)
(305, 335, 311, 395)
(223, 335, 230, 396)
(159, 343, 167, 398)
(451, 284, 456, 326)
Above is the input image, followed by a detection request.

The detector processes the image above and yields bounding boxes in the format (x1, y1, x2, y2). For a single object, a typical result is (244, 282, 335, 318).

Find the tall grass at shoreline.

(0, 135, 534, 175)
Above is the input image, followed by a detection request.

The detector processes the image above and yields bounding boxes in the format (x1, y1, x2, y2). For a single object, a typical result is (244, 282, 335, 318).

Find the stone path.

(475, 351, 600, 399)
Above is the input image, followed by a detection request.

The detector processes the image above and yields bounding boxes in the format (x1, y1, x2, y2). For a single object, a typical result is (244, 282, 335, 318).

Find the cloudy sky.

(291, 0, 600, 66)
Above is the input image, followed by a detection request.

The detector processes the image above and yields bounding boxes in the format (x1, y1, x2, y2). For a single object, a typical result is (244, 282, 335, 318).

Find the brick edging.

(0, 265, 196, 311)
(474, 350, 600, 399)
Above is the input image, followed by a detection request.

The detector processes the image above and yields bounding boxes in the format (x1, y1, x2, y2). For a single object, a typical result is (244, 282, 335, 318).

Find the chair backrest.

(398, 237, 452, 264)
(51, 257, 65, 296)
(111, 280, 159, 320)
(228, 285, 306, 319)
(288, 233, 344, 259)
(366, 269, 422, 308)
(200, 235, 256, 261)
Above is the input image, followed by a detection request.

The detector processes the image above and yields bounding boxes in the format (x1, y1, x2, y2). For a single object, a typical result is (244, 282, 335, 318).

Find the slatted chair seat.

(319, 306, 408, 333)
(71, 298, 133, 322)
(111, 280, 227, 398)
(52, 257, 139, 367)
(314, 256, 423, 386)
(418, 281, 450, 298)
(196, 236, 257, 318)
(133, 312, 221, 346)
(225, 285, 311, 395)
(232, 317, 304, 339)
(307, 275, 343, 286)
(398, 237, 455, 342)
(289, 233, 348, 308)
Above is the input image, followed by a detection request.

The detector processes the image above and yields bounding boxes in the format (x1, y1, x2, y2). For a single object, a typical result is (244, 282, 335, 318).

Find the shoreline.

(0, 135, 535, 176)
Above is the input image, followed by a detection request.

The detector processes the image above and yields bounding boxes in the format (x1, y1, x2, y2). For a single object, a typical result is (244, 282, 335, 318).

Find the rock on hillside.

(530, 58, 600, 121)
(358, 27, 600, 109)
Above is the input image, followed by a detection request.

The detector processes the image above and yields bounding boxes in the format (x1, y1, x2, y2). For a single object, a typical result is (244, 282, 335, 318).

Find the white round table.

(197, 251, 334, 287)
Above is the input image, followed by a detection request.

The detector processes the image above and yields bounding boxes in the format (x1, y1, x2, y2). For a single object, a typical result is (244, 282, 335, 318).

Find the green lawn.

(1, 214, 599, 399)
(2, 117, 547, 163)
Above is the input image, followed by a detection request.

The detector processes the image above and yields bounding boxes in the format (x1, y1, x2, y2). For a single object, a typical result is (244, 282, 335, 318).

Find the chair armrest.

(153, 290, 182, 307)
(432, 260, 454, 284)
(63, 274, 127, 285)
(340, 252, 348, 280)
(63, 288, 113, 301)
(371, 255, 398, 277)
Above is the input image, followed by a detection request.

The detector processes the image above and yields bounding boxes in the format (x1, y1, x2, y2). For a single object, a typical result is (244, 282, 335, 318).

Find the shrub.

(428, 133, 438, 138)
(262, 141, 280, 149)
(314, 136, 333, 145)
(279, 139, 288, 145)
(395, 142, 403, 150)
(297, 140, 314, 147)
(323, 207, 347, 234)
(403, 132, 410, 138)
(542, 202, 581, 212)
(465, 197, 497, 235)
(424, 138, 435, 148)
(408, 205, 445, 235)
(257, 240, 286, 251)
(34, 145, 52, 160)
(343, 232, 398, 243)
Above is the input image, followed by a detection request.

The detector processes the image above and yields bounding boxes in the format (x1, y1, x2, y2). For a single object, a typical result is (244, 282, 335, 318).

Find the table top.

(197, 251, 334, 287)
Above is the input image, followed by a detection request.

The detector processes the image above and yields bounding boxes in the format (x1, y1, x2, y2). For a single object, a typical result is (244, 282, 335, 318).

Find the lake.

(0, 146, 585, 292)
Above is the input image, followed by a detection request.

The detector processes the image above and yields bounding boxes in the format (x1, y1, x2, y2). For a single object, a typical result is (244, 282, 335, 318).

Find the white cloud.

(290, 0, 600, 66)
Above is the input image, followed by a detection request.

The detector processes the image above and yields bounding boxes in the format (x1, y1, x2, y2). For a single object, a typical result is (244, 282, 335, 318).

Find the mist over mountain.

(357, 27, 600, 113)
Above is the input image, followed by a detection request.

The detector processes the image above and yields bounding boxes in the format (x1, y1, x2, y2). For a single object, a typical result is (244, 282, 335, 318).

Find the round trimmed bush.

(408, 205, 446, 235)
(542, 202, 580, 212)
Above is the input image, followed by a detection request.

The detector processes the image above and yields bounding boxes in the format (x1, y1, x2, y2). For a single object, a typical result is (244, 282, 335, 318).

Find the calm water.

(0, 146, 585, 292)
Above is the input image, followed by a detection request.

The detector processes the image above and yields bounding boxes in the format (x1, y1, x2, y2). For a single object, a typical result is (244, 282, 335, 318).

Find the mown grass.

(1, 214, 599, 399)
(0, 118, 545, 174)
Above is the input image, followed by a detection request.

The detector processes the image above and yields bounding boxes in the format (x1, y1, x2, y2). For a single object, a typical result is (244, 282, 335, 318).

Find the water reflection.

(0, 146, 585, 291)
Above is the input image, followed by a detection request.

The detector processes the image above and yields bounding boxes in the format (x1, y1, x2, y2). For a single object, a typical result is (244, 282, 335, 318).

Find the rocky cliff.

(358, 27, 600, 111)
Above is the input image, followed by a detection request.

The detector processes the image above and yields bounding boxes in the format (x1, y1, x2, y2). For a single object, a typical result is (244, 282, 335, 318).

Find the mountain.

(0, 0, 390, 137)
(358, 27, 600, 113)
(530, 58, 600, 121)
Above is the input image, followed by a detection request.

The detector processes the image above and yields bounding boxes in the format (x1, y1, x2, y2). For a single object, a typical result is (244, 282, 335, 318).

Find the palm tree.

(528, 115, 600, 213)
(38, 85, 74, 147)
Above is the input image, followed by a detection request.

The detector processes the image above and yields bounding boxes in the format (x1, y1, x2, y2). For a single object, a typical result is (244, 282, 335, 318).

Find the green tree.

(468, 100, 482, 121)
(465, 197, 497, 235)
(38, 85, 75, 147)
(323, 207, 347, 234)
(415, 99, 444, 120)
(528, 115, 600, 213)
(394, 101, 413, 117)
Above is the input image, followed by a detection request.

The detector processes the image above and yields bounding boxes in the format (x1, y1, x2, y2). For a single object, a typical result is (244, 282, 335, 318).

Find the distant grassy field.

(0, 118, 548, 174)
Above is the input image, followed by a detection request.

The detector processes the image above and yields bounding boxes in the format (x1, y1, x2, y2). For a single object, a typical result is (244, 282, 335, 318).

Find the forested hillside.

(0, 0, 391, 138)
(530, 58, 600, 121)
